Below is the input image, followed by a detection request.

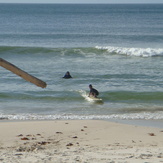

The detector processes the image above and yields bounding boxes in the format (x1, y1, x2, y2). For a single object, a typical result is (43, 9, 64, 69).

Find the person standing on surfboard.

(89, 84, 99, 98)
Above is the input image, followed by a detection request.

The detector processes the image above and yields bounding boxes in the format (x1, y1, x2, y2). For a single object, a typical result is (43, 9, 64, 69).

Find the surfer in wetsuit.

(63, 71, 72, 79)
(89, 84, 99, 98)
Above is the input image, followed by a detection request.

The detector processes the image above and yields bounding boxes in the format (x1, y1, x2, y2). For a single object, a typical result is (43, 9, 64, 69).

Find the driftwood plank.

(0, 58, 47, 88)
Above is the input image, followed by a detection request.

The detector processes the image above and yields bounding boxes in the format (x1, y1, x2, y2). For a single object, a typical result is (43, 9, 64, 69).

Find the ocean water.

(0, 3, 163, 120)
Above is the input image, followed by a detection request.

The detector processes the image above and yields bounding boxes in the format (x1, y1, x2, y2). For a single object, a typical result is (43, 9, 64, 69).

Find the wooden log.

(0, 58, 47, 88)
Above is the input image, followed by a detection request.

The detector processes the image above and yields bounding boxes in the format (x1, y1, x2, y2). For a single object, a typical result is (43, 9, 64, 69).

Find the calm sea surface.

(0, 4, 163, 120)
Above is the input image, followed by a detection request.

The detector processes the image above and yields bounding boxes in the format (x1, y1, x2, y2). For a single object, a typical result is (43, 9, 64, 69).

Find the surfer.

(89, 84, 99, 98)
(63, 71, 72, 79)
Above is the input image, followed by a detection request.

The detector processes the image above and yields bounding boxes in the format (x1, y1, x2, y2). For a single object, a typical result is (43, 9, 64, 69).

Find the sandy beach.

(0, 120, 163, 163)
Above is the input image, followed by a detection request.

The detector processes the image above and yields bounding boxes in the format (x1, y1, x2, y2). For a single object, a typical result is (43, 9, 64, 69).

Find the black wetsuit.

(63, 74, 72, 79)
(90, 88, 99, 97)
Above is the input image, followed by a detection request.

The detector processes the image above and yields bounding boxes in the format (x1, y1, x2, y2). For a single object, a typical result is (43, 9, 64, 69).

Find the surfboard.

(79, 90, 103, 104)
(88, 95, 103, 103)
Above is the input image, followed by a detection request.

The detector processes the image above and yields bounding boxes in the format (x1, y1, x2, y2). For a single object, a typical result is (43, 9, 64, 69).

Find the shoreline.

(1, 118, 163, 129)
(0, 120, 163, 162)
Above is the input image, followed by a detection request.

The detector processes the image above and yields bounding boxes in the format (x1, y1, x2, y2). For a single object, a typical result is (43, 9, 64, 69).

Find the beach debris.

(81, 129, 84, 131)
(84, 126, 87, 128)
(16, 144, 45, 152)
(72, 136, 78, 139)
(37, 141, 50, 145)
(17, 134, 43, 141)
(128, 155, 134, 158)
(75, 156, 81, 162)
(26, 134, 34, 137)
(0, 58, 47, 88)
(21, 137, 30, 140)
(15, 153, 23, 156)
(157, 153, 163, 158)
(16, 140, 51, 152)
(148, 133, 156, 136)
(56, 132, 63, 134)
(66, 143, 73, 146)
(139, 154, 153, 159)
(17, 134, 23, 137)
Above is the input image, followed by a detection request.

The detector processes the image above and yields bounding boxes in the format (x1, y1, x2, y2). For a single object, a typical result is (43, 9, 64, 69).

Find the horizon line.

(0, 2, 163, 4)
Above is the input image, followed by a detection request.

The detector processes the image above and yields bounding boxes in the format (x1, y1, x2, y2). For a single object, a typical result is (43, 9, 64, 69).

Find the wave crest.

(95, 46, 163, 57)
(1, 45, 163, 58)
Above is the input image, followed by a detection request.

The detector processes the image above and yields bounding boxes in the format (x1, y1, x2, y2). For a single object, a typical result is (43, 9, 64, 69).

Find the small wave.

(0, 46, 98, 57)
(95, 46, 163, 57)
(0, 46, 56, 55)
(105, 91, 163, 102)
(2, 45, 163, 58)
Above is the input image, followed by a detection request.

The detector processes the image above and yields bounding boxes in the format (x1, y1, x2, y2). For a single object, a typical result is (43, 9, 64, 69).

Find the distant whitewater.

(96, 46, 163, 57)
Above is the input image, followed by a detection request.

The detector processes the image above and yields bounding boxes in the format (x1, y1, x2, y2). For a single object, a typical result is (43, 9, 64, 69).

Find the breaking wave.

(1, 46, 163, 58)
(95, 46, 163, 57)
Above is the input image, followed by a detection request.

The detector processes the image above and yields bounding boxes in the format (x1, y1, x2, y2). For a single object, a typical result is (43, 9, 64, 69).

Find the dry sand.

(0, 120, 163, 163)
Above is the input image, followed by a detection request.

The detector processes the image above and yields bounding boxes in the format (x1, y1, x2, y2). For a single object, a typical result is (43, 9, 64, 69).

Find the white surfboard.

(79, 90, 103, 104)
(88, 95, 103, 103)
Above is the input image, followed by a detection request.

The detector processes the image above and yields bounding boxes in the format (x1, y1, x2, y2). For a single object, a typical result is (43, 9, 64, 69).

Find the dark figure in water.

(89, 84, 99, 98)
(63, 71, 72, 79)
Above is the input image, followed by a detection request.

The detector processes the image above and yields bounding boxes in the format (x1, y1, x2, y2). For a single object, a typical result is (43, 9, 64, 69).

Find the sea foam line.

(95, 46, 163, 57)
(1, 112, 163, 120)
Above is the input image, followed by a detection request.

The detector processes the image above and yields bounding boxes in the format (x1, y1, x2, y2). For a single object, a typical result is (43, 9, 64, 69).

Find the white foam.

(95, 46, 163, 57)
(78, 90, 94, 102)
(1, 112, 163, 121)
